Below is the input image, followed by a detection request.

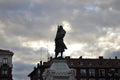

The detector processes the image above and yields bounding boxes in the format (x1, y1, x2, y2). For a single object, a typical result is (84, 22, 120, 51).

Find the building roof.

(67, 58, 120, 68)
(43, 56, 120, 68)
(28, 56, 120, 77)
(0, 49, 14, 56)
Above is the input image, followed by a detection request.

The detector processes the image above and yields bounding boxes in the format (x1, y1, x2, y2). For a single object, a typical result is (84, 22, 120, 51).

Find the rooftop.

(42, 56, 120, 68)
(0, 49, 14, 55)
(28, 56, 120, 77)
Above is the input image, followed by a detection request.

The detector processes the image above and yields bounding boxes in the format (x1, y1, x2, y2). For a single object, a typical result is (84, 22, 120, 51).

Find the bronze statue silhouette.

(55, 25, 67, 58)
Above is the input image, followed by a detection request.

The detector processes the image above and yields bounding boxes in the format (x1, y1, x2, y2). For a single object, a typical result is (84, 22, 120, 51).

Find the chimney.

(34, 67, 36, 70)
(37, 63, 40, 67)
(79, 56, 82, 59)
(115, 56, 117, 59)
(65, 56, 70, 59)
(50, 57, 53, 60)
(40, 61, 42, 65)
(99, 56, 103, 59)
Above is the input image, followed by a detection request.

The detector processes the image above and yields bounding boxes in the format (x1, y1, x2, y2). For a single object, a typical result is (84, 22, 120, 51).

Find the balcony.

(0, 62, 13, 68)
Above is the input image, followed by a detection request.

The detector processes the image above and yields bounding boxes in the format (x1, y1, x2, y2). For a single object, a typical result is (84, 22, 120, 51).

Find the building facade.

(0, 49, 14, 80)
(28, 56, 120, 80)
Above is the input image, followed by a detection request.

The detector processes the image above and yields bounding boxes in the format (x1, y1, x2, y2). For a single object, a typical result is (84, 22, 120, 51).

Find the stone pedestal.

(43, 59, 76, 80)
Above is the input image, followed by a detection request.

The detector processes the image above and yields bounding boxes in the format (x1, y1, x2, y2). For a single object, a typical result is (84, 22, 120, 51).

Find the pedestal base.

(43, 59, 76, 80)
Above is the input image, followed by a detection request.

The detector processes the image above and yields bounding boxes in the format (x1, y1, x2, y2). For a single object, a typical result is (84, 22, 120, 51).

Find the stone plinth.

(43, 59, 76, 80)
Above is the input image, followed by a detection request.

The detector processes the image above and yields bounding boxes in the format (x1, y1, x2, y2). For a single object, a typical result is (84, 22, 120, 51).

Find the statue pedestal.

(43, 59, 76, 80)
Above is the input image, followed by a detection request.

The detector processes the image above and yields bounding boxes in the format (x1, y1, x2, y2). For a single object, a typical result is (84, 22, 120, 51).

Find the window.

(70, 61, 73, 65)
(80, 69, 86, 77)
(80, 62, 83, 66)
(89, 62, 92, 66)
(98, 69, 105, 77)
(2, 58, 8, 64)
(2, 69, 8, 75)
(89, 69, 95, 77)
(108, 68, 116, 77)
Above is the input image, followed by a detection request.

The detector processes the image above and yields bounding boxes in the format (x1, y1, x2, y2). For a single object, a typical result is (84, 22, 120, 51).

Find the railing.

(0, 62, 13, 67)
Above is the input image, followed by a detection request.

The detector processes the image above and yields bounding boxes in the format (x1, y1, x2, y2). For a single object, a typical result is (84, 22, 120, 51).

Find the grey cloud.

(13, 61, 34, 80)
(104, 50, 120, 58)
(0, 0, 31, 11)
(1, 0, 119, 41)
(111, 0, 120, 11)
(12, 46, 49, 64)
(0, 15, 53, 41)
(12, 47, 49, 80)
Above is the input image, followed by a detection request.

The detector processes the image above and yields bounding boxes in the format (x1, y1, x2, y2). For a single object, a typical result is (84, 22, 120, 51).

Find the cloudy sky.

(0, 0, 120, 80)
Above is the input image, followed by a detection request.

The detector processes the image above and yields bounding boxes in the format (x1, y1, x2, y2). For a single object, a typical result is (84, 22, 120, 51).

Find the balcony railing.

(0, 62, 13, 67)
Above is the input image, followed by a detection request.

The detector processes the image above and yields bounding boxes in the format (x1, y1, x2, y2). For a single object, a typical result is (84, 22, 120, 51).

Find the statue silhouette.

(55, 25, 67, 58)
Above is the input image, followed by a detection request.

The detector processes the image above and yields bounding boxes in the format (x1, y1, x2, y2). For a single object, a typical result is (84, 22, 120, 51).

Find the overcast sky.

(0, 0, 120, 80)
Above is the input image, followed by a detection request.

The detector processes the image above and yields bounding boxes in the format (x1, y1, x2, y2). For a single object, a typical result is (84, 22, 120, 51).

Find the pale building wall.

(0, 51, 13, 67)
